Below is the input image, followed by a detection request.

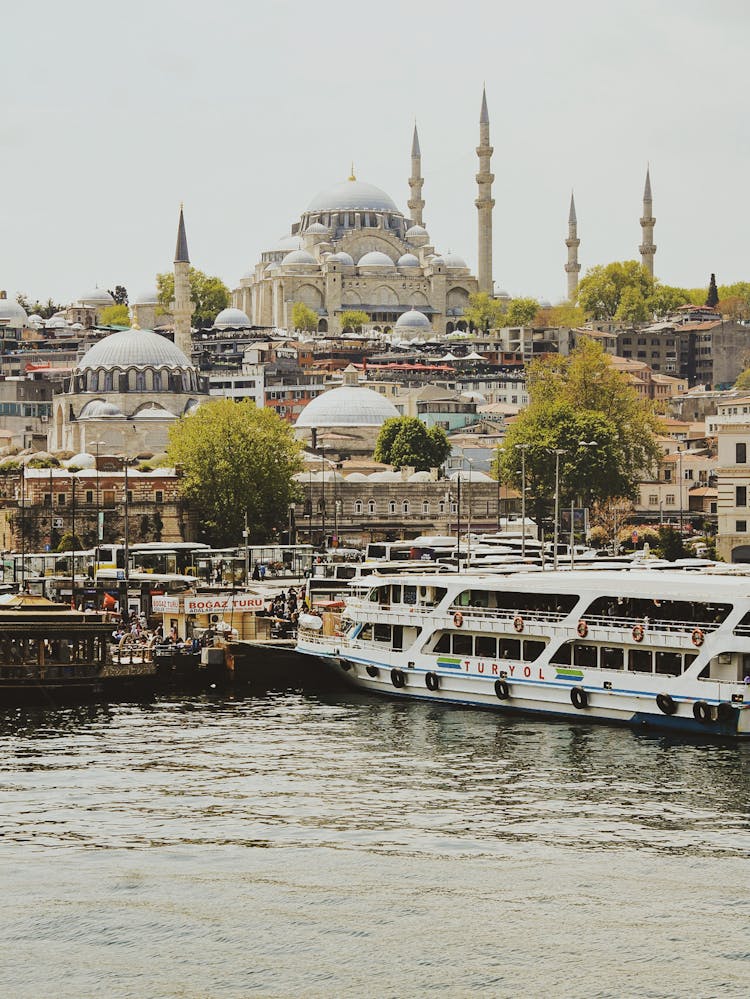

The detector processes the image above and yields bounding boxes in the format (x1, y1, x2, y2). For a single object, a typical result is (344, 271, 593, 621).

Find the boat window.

(523, 640, 546, 662)
(655, 651, 682, 676)
(373, 624, 391, 643)
(452, 633, 473, 656)
(629, 648, 652, 673)
(337, 565, 356, 580)
(391, 585, 402, 603)
(499, 637, 521, 660)
(432, 632, 451, 654)
(360, 623, 373, 642)
(475, 635, 496, 658)
(455, 589, 577, 614)
(403, 585, 417, 605)
(551, 642, 572, 665)
(583, 595, 732, 627)
(393, 625, 404, 651)
(600, 646, 624, 671)
(684, 653, 698, 671)
(574, 644, 598, 669)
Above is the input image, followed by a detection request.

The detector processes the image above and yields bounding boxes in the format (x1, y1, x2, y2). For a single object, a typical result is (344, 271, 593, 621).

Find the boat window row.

(368, 584, 447, 607)
(581, 596, 731, 627)
(453, 589, 578, 615)
(0, 636, 108, 667)
(550, 641, 698, 676)
(428, 631, 547, 662)
(356, 623, 420, 651)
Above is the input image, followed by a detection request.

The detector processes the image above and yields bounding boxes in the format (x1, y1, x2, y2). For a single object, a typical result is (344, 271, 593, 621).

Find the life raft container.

(632, 624, 645, 643)
(577, 619, 588, 638)
(453, 611, 464, 628)
(513, 615, 524, 633)
(691, 628, 705, 647)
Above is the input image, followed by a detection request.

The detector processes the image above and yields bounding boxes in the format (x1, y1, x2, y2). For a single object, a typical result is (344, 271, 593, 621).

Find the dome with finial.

(306, 178, 400, 214)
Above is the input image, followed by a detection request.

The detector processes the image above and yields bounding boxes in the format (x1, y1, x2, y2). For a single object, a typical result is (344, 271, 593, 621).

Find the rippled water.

(1, 687, 749, 997)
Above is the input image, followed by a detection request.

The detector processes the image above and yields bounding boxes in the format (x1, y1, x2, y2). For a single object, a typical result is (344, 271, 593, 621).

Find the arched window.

(136, 371, 146, 391)
(402, 501, 409, 515)
(354, 500, 363, 515)
(422, 501, 430, 515)
(104, 372, 113, 392)
(368, 500, 375, 515)
(153, 371, 163, 391)
(450, 501, 457, 514)
(439, 501, 446, 514)
(389, 501, 396, 515)
(90, 371, 99, 392)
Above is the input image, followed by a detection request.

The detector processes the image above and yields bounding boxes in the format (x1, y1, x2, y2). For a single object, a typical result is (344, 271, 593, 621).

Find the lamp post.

(20, 464, 26, 589)
(461, 451, 476, 567)
(550, 448, 566, 571)
(515, 443, 530, 558)
(89, 439, 106, 579)
(678, 446, 684, 535)
(71, 472, 77, 608)
(574, 440, 598, 567)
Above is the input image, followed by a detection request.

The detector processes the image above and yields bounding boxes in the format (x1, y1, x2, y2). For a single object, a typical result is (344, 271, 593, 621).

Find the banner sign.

(184, 594, 265, 615)
(152, 595, 180, 614)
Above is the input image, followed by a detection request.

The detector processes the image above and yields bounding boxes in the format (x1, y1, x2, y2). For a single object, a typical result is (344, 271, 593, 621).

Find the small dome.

(306, 222, 329, 234)
(358, 251, 394, 268)
(214, 307, 251, 329)
(133, 404, 176, 420)
(45, 315, 69, 329)
(66, 452, 97, 469)
(70, 322, 84, 330)
(397, 253, 420, 267)
(296, 385, 399, 428)
(134, 288, 159, 306)
(328, 251, 354, 266)
(78, 399, 124, 419)
(0, 298, 28, 325)
(79, 288, 115, 307)
(307, 179, 400, 214)
(431, 256, 445, 267)
(282, 249, 318, 266)
(405, 225, 428, 238)
(184, 398, 201, 415)
(344, 472, 368, 481)
(408, 470, 432, 482)
(442, 252, 468, 269)
(78, 328, 192, 370)
(27, 313, 43, 323)
(396, 310, 431, 329)
(265, 262, 279, 273)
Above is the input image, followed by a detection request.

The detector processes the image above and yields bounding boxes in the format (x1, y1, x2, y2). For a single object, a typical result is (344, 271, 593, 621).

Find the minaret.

(639, 167, 656, 278)
(407, 123, 425, 226)
(565, 191, 581, 301)
(173, 204, 193, 357)
(475, 86, 495, 295)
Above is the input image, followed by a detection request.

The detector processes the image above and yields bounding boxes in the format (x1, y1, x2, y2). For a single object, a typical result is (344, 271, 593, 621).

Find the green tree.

(167, 399, 303, 546)
(340, 309, 370, 333)
(464, 292, 505, 332)
(99, 304, 130, 326)
(647, 284, 691, 318)
(735, 369, 750, 390)
(56, 533, 84, 552)
(291, 302, 319, 332)
(657, 525, 685, 561)
(504, 297, 540, 327)
(535, 301, 586, 328)
(157, 268, 231, 328)
(576, 261, 654, 319)
(108, 285, 129, 305)
(374, 417, 450, 471)
(16, 294, 63, 319)
(615, 286, 649, 323)
(493, 340, 660, 529)
(706, 273, 719, 308)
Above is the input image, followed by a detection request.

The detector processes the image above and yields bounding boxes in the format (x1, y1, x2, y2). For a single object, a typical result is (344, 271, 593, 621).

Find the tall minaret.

(475, 86, 495, 295)
(565, 191, 581, 301)
(173, 204, 193, 357)
(407, 123, 425, 226)
(639, 167, 656, 278)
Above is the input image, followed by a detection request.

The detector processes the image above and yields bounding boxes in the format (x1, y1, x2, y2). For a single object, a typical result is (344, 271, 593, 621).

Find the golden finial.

(348, 162, 356, 181)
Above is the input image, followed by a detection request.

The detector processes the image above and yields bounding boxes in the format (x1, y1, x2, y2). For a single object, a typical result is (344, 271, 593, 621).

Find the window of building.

(368, 500, 375, 515)
(736, 486, 747, 507)
(664, 469, 672, 482)
(403, 501, 409, 515)
(57, 493, 66, 505)
(648, 494, 658, 505)
(389, 501, 396, 514)
(154, 490, 164, 504)
(438, 501, 445, 514)
(736, 520, 747, 533)
(737, 442, 747, 464)
(127, 490, 133, 504)
(354, 500, 363, 515)
(665, 494, 675, 505)
(450, 502, 457, 513)
(85, 490, 94, 504)
(43, 492, 51, 506)
(422, 501, 429, 515)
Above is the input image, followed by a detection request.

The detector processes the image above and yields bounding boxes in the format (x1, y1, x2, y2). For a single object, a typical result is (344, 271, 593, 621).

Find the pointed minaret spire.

(565, 190, 581, 301)
(475, 87, 495, 295)
(639, 166, 656, 278)
(408, 121, 425, 226)
(173, 205, 193, 357)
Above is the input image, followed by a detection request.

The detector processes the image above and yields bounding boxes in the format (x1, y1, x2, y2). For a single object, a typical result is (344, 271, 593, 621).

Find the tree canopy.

(167, 399, 303, 546)
(374, 417, 451, 471)
(15, 294, 64, 319)
(108, 285, 128, 305)
(340, 310, 370, 333)
(706, 273, 719, 308)
(157, 267, 231, 327)
(99, 304, 130, 326)
(534, 301, 586, 328)
(464, 292, 541, 331)
(291, 302, 319, 332)
(504, 297, 540, 327)
(575, 260, 692, 321)
(493, 339, 661, 529)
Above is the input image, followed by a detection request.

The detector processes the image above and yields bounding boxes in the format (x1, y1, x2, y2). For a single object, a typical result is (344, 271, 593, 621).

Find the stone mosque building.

(232, 90, 497, 336)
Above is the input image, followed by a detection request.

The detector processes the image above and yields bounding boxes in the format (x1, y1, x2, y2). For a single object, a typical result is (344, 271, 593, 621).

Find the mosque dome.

(442, 252, 468, 269)
(329, 251, 354, 266)
(306, 179, 399, 214)
(27, 313, 44, 325)
(134, 288, 159, 305)
(65, 452, 97, 469)
(306, 222, 329, 234)
(79, 288, 115, 307)
(132, 404, 177, 420)
(214, 307, 251, 329)
(46, 315, 69, 329)
(431, 256, 445, 267)
(77, 328, 192, 370)
(397, 253, 420, 268)
(396, 310, 431, 329)
(78, 399, 124, 419)
(296, 385, 399, 428)
(358, 251, 394, 269)
(282, 249, 317, 266)
(0, 298, 28, 325)
(405, 224, 428, 239)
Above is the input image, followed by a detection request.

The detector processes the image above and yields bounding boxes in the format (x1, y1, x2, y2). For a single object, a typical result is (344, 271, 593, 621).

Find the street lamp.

(461, 451, 476, 566)
(550, 448, 566, 571)
(89, 439, 107, 579)
(514, 443, 530, 558)
(573, 440, 598, 566)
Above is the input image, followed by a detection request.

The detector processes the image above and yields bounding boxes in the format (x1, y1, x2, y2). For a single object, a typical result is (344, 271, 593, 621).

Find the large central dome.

(77, 328, 193, 370)
(306, 178, 400, 214)
(296, 385, 399, 428)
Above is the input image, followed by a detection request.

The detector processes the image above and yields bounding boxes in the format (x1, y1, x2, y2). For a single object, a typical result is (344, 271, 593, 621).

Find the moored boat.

(296, 567, 750, 737)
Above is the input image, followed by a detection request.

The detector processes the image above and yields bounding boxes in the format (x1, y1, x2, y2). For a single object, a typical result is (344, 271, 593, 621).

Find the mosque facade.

(233, 92, 497, 336)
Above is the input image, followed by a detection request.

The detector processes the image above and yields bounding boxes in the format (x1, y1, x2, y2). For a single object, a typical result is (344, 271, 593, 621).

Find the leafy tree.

(647, 284, 691, 318)
(27, 456, 60, 468)
(734, 369, 750, 390)
(56, 533, 84, 552)
(291, 302, 319, 332)
(340, 310, 370, 333)
(157, 268, 231, 328)
(615, 286, 650, 323)
(657, 525, 685, 561)
(576, 261, 653, 319)
(718, 295, 750, 321)
(535, 302, 586, 328)
(374, 417, 450, 471)
(705, 273, 719, 308)
(108, 285, 129, 305)
(493, 340, 660, 530)
(167, 399, 303, 546)
(504, 297, 540, 327)
(464, 292, 505, 332)
(16, 294, 64, 319)
(99, 304, 130, 326)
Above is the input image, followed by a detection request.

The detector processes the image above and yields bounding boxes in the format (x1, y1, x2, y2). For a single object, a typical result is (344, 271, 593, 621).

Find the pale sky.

(2, 0, 748, 307)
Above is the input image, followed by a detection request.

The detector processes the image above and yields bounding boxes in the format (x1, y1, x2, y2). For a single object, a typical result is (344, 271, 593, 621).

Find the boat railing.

(447, 605, 568, 625)
(579, 613, 720, 638)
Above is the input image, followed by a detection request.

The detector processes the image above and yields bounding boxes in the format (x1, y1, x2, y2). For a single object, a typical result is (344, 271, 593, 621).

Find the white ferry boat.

(295, 568, 750, 737)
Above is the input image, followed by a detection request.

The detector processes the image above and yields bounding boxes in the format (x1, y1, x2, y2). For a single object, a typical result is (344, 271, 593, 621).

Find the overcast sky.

(2, 0, 748, 307)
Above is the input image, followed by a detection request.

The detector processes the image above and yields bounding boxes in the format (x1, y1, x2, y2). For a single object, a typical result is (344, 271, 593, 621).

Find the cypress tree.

(706, 273, 719, 308)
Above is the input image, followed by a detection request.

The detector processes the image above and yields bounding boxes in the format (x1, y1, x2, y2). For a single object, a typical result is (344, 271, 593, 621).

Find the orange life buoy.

(692, 628, 705, 648)
(632, 624, 644, 643)
(577, 619, 588, 638)
(513, 615, 524, 633)
(453, 611, 464, 628)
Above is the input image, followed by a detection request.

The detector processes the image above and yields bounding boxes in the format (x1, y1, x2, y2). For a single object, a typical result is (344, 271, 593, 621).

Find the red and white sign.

(184, 594, 265, 615)
(152, 595, 180, 614)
